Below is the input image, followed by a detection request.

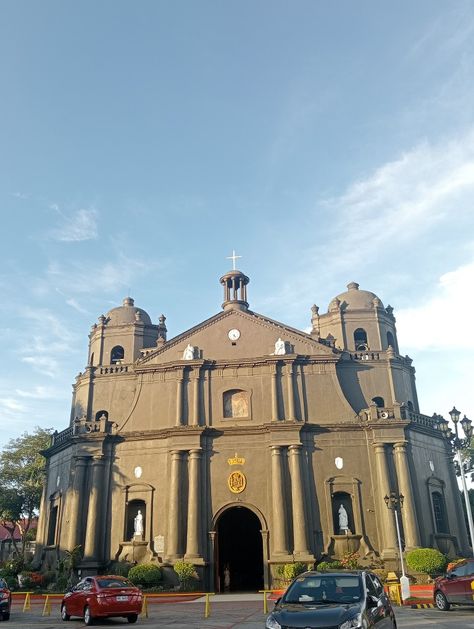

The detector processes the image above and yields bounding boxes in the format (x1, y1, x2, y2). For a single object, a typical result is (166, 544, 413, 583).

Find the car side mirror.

(445, 573, 453, 579)
(274, 597, 281, 606)
(366, 595, 378, 609)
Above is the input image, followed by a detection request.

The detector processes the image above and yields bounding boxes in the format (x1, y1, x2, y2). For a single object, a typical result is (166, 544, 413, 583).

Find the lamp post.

(384, 491, 410, 600)
(436, 407, 474, 556)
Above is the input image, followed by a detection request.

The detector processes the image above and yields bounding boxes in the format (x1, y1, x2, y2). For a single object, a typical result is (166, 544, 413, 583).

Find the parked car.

(434, 558, 474, 611)
(61, 575, 143, 625)
(0, 577, 11, 621)
(266, 570, 397, 628)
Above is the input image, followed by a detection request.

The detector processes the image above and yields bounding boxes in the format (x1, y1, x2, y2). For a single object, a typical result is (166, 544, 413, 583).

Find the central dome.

(331, 282, 384, 311)
(106, 297, 152, 325)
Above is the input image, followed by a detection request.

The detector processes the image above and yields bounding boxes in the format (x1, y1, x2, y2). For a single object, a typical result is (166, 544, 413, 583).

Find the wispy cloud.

(397, 260, 474, 351)
(15, 385, 64, 400)
(52, 207, 98, 242)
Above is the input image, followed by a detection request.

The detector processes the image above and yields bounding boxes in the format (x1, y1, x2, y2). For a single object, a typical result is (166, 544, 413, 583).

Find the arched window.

(387, 331, 395, 349)
(332, 491, 355, 535)
(354, 328, 368, 351)
(95, 410, 108, 421)
(407, 401, 414, 411)
(372, 397, 385, 408)
(111, 345, 124, 364)
(432, 492, 449, 534)
(126, 499, 146, 541)
(223, 389, 249, 418)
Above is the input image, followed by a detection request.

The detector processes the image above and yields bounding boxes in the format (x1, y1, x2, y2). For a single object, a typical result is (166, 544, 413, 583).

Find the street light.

(384, 491, 410, 600)
(436, 408, 474, 557)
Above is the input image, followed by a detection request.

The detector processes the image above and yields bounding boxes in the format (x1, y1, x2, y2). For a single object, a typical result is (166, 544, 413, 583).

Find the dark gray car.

(266, 570, 396, 629)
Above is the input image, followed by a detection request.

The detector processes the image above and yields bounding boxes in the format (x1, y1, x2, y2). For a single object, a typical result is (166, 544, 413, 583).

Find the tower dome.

(106, 297, 152, 325)
(330, 282, 384, 312)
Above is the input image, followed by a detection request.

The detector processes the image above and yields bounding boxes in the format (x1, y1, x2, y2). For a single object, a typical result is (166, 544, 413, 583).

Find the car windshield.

(96, 578, 134, 589)
(283, 575, 363, 604)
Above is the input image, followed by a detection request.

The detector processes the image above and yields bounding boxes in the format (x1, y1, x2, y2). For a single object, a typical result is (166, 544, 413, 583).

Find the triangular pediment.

(138, 308, 339, 366)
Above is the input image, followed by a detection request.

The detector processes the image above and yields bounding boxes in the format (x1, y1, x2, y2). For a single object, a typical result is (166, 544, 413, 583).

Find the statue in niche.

(338, 504, 350, 535)
(134, 510, 144, 537)
(274, 337, 287, 355)
(183, 344, 195, 360)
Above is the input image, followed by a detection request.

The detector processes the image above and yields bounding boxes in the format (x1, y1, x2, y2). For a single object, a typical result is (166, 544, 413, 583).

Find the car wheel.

(84, 605, 94, 626)
(61, 604, 71, 621)
(127, 614, 138, 624)
(434, 590, 451, 611)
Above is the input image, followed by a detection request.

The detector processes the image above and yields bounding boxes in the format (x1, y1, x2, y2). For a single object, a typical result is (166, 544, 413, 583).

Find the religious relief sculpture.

(182, 344, 197, 360)
(134, 510, 144, 538)
(223, 390, 249, 418)
(338, 504, 350, 535)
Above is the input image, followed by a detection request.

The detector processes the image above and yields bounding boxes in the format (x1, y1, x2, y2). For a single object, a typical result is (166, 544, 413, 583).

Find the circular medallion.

(134, 466, 143, 479)
(335, 457, 343, 470)
(228, 470, 246, 493)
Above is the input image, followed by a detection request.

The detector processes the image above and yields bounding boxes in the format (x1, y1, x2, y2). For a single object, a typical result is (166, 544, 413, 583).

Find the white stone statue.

(183, 344, 195, 360)
(338, 504, 349, 534)
(274, 338, 286, 355)
(134, 510, 143, 537)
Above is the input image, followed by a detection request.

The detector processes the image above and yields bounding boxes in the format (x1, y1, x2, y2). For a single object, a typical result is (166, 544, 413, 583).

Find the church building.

(35, 266, 468, 590)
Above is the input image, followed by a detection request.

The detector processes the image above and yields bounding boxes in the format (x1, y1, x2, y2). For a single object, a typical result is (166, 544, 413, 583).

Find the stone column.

(192, 371, 200, 426)
(271, 367, 279, 421)
(288, 445, 310, 556)
(67, 456, 89, 551)
(373, 443, 397, 556)
(83, 455, 106, 562)
(286, 363, 296, 421)
(393, 442, 420, 549)
(185, 449, 202, 559)
(271, 446, 288, 555)
(176, 374, 184, 426)
(167, 450, 183, 559)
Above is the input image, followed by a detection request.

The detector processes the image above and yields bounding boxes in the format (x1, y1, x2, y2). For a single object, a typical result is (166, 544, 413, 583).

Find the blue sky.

(1, 1, 474, 447)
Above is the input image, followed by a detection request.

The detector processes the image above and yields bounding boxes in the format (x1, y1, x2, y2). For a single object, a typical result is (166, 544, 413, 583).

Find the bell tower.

(220, 250, 249, 311)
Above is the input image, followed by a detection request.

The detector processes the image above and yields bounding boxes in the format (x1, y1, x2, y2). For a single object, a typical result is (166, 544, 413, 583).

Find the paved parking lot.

(6, 595, 474, 628)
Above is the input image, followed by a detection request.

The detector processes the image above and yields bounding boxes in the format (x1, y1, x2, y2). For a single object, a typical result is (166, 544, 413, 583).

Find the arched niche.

(223, 389, 250, 419)
(332, 491, 355, 535)
(121, 483, 155, 543)
(111, 345, 125, 364)
(354, 328, 368, 351)
(126, 499, 146, 541)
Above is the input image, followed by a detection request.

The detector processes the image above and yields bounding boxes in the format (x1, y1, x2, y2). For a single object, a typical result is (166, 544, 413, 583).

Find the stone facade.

(35, 270, 468, 590)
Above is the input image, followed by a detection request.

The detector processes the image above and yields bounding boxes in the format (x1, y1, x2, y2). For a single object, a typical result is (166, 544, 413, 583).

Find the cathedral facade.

(35, 269, 468, 590)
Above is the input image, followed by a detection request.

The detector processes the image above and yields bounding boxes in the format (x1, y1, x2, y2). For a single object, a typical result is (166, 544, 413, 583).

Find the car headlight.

(339, 616, 362, 629)
(266, 614, 282, 629)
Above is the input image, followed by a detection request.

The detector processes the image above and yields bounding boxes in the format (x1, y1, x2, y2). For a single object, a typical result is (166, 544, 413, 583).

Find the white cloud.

(397, 260, 474, 351)
(21, 355, 61, 378)
(15, 386, 63, 400)
(52, 208, 98, 242)
(0, 397, 26, 413)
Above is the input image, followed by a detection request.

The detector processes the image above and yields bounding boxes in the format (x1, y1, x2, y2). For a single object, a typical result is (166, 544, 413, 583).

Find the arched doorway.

(215, 506, 264, 592)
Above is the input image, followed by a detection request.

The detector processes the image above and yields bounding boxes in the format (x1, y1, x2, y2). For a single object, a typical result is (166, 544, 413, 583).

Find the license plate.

(116, 596, 129, 601)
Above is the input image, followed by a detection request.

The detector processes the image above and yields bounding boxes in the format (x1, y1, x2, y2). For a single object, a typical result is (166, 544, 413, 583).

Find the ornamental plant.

(316, 560, 343, 571)
(277, 562, 308, 583)
(406, 548, 447, 576)
(128, 563, 162, 588)
(340, 552, 361, 569)
(173, 560, 198, 590)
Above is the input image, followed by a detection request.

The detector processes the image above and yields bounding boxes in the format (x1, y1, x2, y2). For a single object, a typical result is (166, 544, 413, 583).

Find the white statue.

(134, 510, 143, 537)
(274, 338, 286, 355)
(183, 344, 195, 360)
(338, 504, 349, 534)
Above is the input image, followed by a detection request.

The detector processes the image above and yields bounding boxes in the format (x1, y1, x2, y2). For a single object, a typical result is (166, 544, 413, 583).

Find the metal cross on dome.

(226, 249, 242, 270)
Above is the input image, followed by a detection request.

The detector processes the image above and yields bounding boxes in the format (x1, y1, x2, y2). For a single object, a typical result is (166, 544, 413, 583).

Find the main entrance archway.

(215, 506, 264, 592)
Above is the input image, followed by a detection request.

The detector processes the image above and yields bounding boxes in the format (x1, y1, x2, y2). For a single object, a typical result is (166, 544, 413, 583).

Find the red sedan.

(61, 575, 143, 625)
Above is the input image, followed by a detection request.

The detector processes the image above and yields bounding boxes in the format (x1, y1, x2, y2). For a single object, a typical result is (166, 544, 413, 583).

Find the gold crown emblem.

(227, 452, 245, 466)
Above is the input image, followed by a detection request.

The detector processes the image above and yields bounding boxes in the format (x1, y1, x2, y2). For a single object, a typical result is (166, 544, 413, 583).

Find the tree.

(0, 427, 53, 558)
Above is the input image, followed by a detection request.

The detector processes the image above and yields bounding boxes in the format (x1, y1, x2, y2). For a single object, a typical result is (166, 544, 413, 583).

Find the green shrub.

(317, 560, 343, 571)
(173, 560, 198, 591)
(406, 548, 447, 575)
(128, 563, 162, 588)
(54, 574, 69, 592)
(3, 576, 17, 590)
(277, 563, 308, 582)
(109, 561, 134, 577)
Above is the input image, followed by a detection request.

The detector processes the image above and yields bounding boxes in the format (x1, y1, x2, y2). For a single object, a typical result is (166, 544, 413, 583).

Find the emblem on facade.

(228, 470, 246, 493)
(227, 452, 246, 466)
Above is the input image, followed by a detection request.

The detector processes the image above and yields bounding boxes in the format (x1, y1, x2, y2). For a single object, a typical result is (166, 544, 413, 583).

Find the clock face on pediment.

(228, 328, 240, 341)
